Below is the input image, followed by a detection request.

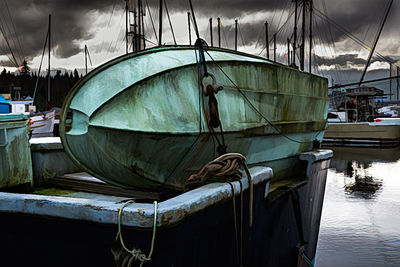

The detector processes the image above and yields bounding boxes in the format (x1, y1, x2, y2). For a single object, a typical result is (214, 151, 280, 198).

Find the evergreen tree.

(20, 60, 31, 76)
(73, 69, 79, 79)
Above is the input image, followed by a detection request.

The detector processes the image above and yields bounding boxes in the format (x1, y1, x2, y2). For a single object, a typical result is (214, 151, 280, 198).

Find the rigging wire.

(164, 0, 177, 45)
(238, 22, 246, 50)
(0, 21, 19, 67)
(3, 0, 24, 62)
(313, 8, 398, 68)
(33, 29, 49, 103)
(205, 50, 320, 144)
(145, 0, 158, 43)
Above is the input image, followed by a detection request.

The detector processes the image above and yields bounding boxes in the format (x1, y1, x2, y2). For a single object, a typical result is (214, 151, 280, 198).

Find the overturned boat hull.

(60, 46, 329, 191)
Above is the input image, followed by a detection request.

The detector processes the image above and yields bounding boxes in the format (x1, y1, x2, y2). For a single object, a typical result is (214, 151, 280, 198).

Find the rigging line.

(164, 48, 204, 184)
(269, 8, 295, 44)
(33, 29, 49, 103)
(145, 0, 158, 43)
(0, 39, 17, 67)
(221, 21, 229, 48)
(315, 14, 346, 84)
(86, 46, 93, 66)
(238, 22, 246, 49)
(100, 0, 118, 53)
(108, 9, 126, 54)
(188, 0, 200, 39)
(3, 0, 24, 61)
(313, 8, 398, 68)
(316, 17, 345, 84)
(276, 0, 291, 31)
(205, 50, 315, 145)
(254, 24, 264, 48)
(164, 0, 177, 45)
(142, 36, 158, 45)
(107, 0, 118, 27)
(0, 4, 21, 65)
(0, 18, 19, 67)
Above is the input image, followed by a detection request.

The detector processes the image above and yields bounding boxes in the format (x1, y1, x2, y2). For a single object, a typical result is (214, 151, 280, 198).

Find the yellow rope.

(116, 200, 158, 267)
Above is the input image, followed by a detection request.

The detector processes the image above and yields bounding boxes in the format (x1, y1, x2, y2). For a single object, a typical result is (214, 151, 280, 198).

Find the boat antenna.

(358, 0, 393, 87)
(47, 14, 51, 104)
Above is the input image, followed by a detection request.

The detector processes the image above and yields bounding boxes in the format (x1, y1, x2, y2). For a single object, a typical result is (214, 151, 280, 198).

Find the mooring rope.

(115, 200, 158, 267)
(185, 152, 254, 228)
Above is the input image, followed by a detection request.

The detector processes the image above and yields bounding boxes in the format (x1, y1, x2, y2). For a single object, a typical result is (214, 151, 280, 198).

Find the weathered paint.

(0, 166, 271, 228)
(0, 149, 332, 267)
(30, 137, 82, 185)
(0, 114, 33, 188)
(324, 122, 400, 147)
(60, 46, 329, 191)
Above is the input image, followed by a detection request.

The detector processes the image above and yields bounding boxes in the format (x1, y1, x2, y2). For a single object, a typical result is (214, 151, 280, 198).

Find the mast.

(125, 0, 128, 54)
(85, 45, 87, 75)
(390, 64, 392, 100)
(217, 17, 221, 48)
(235, 19, 238, 51)
(137, 0, 142, 51)
(273, 33, 276, 61)
(309, 0, 313, 73)
(141, 0, 145, 49)
(158, 0, 162, 46)
(301, 0, 306, 71)
(287, 38, 291, 65)
(397, 66, 400, 100)
(188, 12, 191, 45)
(265, 21, 269, 59)
(359, 0, 393, 86)
(132, 9, 137, 51)
(209, 18, 213, 46)
(47, 14, 51, 103)
(293, 0, 298, 66)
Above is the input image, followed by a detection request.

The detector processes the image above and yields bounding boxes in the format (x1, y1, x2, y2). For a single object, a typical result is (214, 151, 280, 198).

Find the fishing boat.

(324, 86, 400, 147)
(0, 1, 333, 266)
(60, 45, 329, 192)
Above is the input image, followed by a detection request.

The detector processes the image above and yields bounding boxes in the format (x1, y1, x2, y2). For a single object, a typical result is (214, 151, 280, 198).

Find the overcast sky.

(1, 0, 399, 86)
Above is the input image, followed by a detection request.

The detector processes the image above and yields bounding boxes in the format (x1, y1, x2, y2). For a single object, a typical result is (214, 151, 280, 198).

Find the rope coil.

(185, 153, 254, 227)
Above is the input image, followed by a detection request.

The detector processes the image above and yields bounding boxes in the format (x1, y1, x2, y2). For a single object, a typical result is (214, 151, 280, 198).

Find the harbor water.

(316, 146, 400, 267)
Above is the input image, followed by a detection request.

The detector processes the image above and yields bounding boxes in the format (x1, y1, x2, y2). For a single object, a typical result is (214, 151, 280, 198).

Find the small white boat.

(30, 110, 56, 137)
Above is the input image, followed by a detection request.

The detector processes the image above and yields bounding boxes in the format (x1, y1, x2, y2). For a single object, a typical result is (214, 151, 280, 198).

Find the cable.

(164, 0, 176, 45)
(3, 0, 24, 61)
(33, 29, 49, 104)
(145, 0, 158, 43)
(205, 50, 320, 144)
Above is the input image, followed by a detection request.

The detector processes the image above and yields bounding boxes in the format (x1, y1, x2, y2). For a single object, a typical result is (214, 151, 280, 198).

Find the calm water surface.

(316, 146, 400, 267)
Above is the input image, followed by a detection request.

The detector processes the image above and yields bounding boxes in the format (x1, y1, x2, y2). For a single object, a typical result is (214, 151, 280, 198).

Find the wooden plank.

(48, 173, 161, 200)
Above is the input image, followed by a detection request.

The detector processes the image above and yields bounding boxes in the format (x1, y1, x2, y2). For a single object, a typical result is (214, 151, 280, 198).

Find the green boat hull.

(60, 46, 329, 191)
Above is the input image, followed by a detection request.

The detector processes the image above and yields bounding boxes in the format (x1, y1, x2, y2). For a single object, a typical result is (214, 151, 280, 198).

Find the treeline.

(0, 66, 82, 111)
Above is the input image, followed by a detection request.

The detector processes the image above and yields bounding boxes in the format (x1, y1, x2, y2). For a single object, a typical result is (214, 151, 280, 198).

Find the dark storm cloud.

(0, 60, 16, 68)
(0, 0, 399, 67)
(0, 0, 116, 65)
(313, 54, 381, 67)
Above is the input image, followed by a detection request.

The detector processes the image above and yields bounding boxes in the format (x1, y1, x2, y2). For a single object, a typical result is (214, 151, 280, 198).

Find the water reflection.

(316, 146, 400, 267)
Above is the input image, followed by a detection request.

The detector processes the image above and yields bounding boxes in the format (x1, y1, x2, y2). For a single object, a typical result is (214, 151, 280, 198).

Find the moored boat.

(60, 45, 329, 192)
